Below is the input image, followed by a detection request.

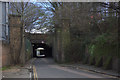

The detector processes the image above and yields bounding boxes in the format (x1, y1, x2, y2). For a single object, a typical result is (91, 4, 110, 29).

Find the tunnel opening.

(32, 43, 52, 58)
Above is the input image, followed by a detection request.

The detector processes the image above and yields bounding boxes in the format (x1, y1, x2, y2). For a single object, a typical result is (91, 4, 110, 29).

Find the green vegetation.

(83, 56, 89, 64)
(95, 56, 103, 67)
(25, 38, 32, 60)
(88, 33, 118, 69)
(89, 55, 95, 65)
(103, 56, 112, 70)
(88, 33, 118, 57)
(0, 66, 11, 71)
(64, 40, 85, 63)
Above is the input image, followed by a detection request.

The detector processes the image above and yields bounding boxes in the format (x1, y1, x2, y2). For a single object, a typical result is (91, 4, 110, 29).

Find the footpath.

(2, 58, 35, 80)
(60, 63, 120, 78)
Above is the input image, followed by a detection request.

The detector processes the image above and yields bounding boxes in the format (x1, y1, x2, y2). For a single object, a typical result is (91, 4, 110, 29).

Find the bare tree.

(9, 2, 44, 64)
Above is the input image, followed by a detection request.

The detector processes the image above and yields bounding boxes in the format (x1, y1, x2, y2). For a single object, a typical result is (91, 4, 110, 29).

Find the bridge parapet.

(25, 33, 51, 44)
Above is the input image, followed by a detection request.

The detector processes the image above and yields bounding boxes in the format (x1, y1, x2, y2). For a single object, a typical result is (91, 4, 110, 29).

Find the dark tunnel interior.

(32, 43, 52, 58)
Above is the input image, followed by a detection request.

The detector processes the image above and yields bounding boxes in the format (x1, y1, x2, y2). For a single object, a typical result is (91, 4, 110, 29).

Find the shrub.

(88, 33, 118, 69)
(95, 56, 103, 67)
(89, 55, 96, 65)
(103, 56, 112, 70)
(83, 56, 89, 64)
(64, 40, 85, 63)
(25, 38, 32, 60)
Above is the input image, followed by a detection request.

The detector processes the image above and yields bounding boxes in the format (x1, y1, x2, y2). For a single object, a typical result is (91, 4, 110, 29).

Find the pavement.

(60, 63, 120, 78)
(2, 58, 35, 80)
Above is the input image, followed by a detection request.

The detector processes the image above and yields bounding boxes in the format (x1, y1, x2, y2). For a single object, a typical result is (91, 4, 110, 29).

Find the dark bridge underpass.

(32, 43, 52, 58)
(25, 33, 53, 58)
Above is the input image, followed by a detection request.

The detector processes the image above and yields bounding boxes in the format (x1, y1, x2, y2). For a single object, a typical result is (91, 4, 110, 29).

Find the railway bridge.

(25, 33, 53, 58)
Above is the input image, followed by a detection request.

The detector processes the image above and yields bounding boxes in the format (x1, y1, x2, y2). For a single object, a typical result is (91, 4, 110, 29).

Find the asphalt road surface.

(32, 58, 116, 80)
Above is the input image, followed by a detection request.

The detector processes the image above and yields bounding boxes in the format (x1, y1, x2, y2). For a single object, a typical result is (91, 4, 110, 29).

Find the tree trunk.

(19, 26, 25, 64)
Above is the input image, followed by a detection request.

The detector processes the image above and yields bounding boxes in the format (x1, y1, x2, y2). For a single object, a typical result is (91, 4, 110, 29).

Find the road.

(32, 58, 116, 79)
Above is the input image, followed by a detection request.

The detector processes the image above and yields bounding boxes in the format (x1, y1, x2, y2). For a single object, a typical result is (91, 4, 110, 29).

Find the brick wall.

(9, 15, 22, 64)
(2, 41, 11, 66)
